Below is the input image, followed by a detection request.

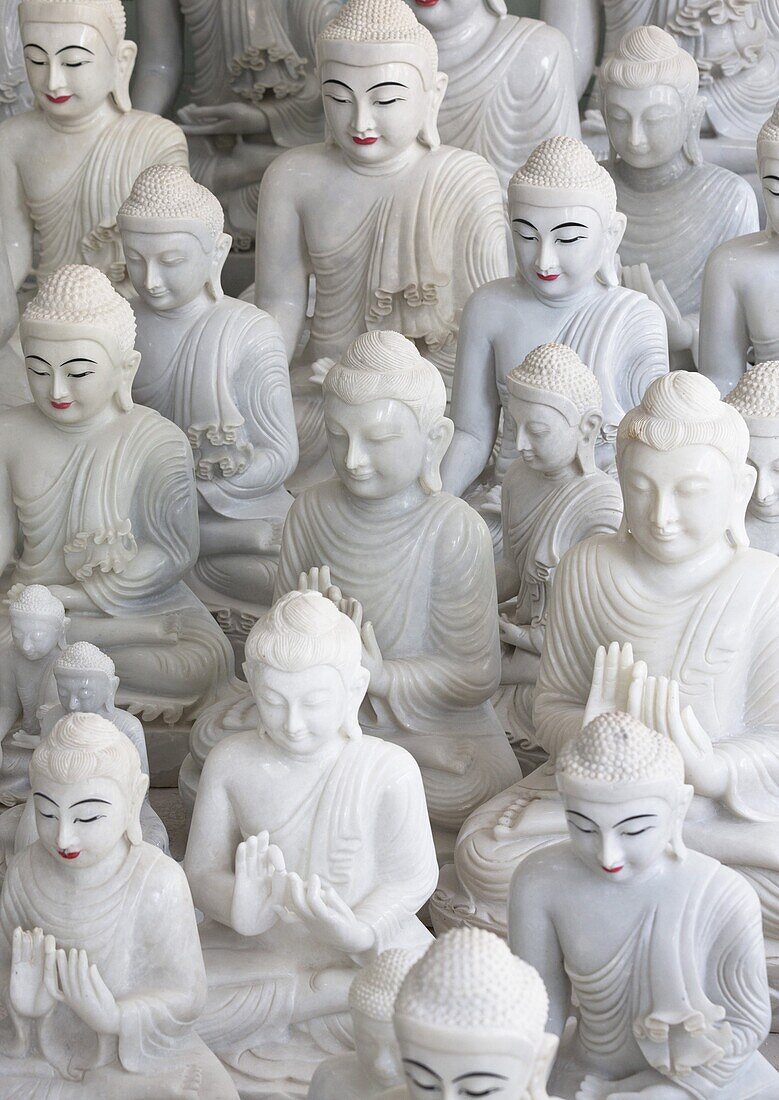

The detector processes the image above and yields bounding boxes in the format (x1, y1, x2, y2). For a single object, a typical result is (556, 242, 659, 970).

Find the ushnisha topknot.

(394, 927, 549, 1052)
(54, 641, 115, 677)
(758, 102, 779, 158)
(317, 0, 438, 87)
(19, 0, 126, 45)
(349, 947, 425, 1022)
(558, 711, 685, 789)
(9, 584, 66, 624)
(508, 136, 618, 222)
(725, 363, 779, 435)
(600, 26, 699, 102)
(21, 265, 137, 359)
(118, 165, 225, 244)
(507, 343, 602, 420)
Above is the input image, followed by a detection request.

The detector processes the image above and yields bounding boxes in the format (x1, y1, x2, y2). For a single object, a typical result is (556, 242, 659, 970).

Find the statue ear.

(670, 784, 694, 860)
(529, 1032, 558, 1100)
(126, 771, 149, 846)
(117, 350, 140, 412)
(109, 674, 120, 699)
(683, 94, 706, 167)
(421, 416, 454, 494)
(113, 40, 137, 113)
(419, 73, 447, 150)
(207, 233, 232, 301)
(598, 212, 626, 287)
(576, 409, 602, 475)
(727, 462, 756, 548)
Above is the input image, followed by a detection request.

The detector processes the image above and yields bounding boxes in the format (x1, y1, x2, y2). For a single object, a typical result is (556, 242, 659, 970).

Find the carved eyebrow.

(322, 79, 353, 90)
(552, 222, 588, 231)
(764, 175, 779, 181)
(512, 218, 538, 230)
(62, 358, 97, 366)
(25, 355, 51, 366)
(616, 814, 658, 826)
(403, 1059, 442, 1080)
(454, 1072, 510, 1082)
(367, 80, 408, 91)
(69, 798, 111, 808)
(34, 792, 58, 806)
(56, 44, 95, 55)
(567, 810, 596, 824)
(23, 42, 47, 51)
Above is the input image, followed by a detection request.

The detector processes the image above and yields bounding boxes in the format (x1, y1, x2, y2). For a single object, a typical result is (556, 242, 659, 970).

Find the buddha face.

(508, 394, 581, 475)
(603, 84, 688, 169)
(9, 612, 62, 661)
(123, 229, 220, 311)
(511, 202, 611, 301)
(320, 59, 442, 166)
(55, 669, 115, 715)
(402, 0, 487, 31)
(24, 334, 133, 425)
(747, 431, 779, 521)
(564, 792, 679, 883)
(247, 663, 363, 757)
(620, 441, 750, 564)
(354, 1013, 403, 1088)
(33, 775, 129, 867)
(760, 156, 779, 234)
(400, 1038, 535, 1099)
(22, 21, 126, 121)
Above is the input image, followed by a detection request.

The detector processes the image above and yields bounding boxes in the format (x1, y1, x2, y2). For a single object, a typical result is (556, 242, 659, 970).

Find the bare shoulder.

(510, 842, 580, 909)
(0, 111, 37, 157)
(261, 142, 330, 201)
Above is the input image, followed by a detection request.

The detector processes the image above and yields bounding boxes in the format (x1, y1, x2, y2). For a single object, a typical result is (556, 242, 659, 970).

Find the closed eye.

(571, 822, 596, 834)
(68, 371, 94, 379)
(375, 98, 404, 105)
(517, 233, 537, 241)
(557, 236, 587, 244)
(463, 1090, 503, 1098)
(325, 94, 350, 103)
(74, 815, 105, 824)
(64, 61, 89, 67)
(623, 826, 654, 836)
(38, 812, 56, 819)
(27, 367, 49, 376)
(409, 1082, 438, 1092)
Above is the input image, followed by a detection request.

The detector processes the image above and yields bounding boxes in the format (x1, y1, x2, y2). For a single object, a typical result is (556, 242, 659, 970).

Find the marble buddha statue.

(725, 361, 779, 553)
(0, 264, 237, 731)
(699, 102, 779, 393)
(0, 0, 188, 292)
(254, 0, 508, 490)
(0, 711, 239, 1099)
(601, 26, 758, 369)
(308, 947, 424, 1100)
(184, 589, 437, 1098)
(401, 0, 580, 196)
(185, 331, 521, 854)
(0, 0, 31, 120)
(441, 135, 668, 498)
(0, 585, 66, 753)
(378, 927, 560, 1100)
(118, 165, 298, 625)
(433, 373, 779, 1008)
(494, 344, 623, 769)
(510, 711, 779, 1100)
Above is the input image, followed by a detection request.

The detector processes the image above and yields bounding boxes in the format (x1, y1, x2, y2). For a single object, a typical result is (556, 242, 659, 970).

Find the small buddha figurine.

(510, 712, 779, 1100)
(432, 374, 779, 1014)
(402, 0, 580, 195)
(441, 135, 668, 497)
(0, 585, 66, 752)
(255, 0, 509, 490)
(184, 589, 437, 1097)
(118, 165, 298, 620)
(725, 361, 779, 553)
(494, 344, 623, 768)
(601, 26, 758, 369)
(0, 0, 188, 292)
(0, 712, 239, 1099)
(308, 947, 424, 1100)
(700, 102, 779, 394)
(0, 264, 237, 728)
(378, 927, 560, 1100)
(184, 331, 522, 855)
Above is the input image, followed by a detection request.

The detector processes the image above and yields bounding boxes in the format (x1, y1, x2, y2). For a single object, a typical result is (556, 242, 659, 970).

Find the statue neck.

(615, 151, 692, 193)
(152, 289, 215, 322)
(48, 834, 132, 890)
(43, 97, 123, 136)
(432, 4, 499, 58)
(521, 275, 606, 311)
(46, 403, 124, 435)
(348, 480, 430, 515)
(341, 140, 428, 178)
(541, 460, 581, 483)
(627, 534, 738, 595)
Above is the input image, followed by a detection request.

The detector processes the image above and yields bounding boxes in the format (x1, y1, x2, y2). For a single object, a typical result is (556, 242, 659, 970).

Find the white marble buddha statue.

(254, 0, 509, 490)
(725, 361, 779, 553)
(401, 0, 580, 196)
(494, 344, 623, 769)
(442, 135, 669, 499)
(378, 927, 560, 1100)
(0, 711, 239, 1099)
(0, 585, 66, 752)
(601, 26, 758, 369)
(308, 947, 423, 1100)
(510, 711, 779, 1100)
(184, 589, 437, 1098)
(185, 331, 521, 854)
(0, 0, 31, 120)
(0, 0, 188, 292)
(434, 373, 779, 1018)
(118, 165, 298, 624)
(699, 102, 779, 393)
(0, 264, 237, 731)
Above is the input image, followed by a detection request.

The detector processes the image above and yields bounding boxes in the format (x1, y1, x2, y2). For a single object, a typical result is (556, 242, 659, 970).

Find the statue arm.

(0, 224, 17, 350)
(236, 323, 299, 491)
(184, 746, 243, 928)
(0, 444, 17, 574)
(0, 130, 32, 290)
(698, 245, 749, 395)
(130, 0, 184, 116)
(539, 0, 600, 100)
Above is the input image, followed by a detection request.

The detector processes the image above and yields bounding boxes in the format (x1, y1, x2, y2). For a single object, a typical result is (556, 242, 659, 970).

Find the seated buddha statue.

(184, 331, 522, 858)
(0, 264, 237, 732)
(0, 0, 188, 292)
(510, 712, 779, 1100)
(0, 711, 239, 1099)
(724, 361, 779, 554)
(184, 589, 437, 1097)
(433, 374, 779, 1027)
(118, 165, 298, 624)
(254, 0, 509, 489)
(441, 135, 668, 498)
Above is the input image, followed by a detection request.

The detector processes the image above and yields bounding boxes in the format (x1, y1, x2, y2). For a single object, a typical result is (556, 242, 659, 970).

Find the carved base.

(428, 863, 506, 939)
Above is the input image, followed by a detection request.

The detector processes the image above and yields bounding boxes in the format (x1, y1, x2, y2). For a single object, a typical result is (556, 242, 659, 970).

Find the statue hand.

(283, 872, 374, 954)
(178, 100, 269, 136)
(621, 264, 694, 353)
(641, 677, 728, 800)
(10, 928, 56, 1020)
(231, 831, 287, 937)
(361, 621, 390, 698)
(48, 947, 120, 1036)
(297, 565, 340, 601)
(584, 642, 647, 727)
(309, 358, 337, 388)
(498, 614, 539, 653)
(12, 730, 41, 750)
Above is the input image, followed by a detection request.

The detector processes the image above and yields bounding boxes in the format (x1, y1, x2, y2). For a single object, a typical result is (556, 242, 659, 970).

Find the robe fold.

(0, 0, 30, 120)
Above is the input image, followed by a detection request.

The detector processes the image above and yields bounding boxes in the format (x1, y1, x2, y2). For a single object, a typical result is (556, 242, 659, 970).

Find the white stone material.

(725, 361, 779, 553)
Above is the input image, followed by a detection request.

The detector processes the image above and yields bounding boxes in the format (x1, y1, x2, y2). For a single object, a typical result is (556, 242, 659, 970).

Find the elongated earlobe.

(113, 40, 137, 113)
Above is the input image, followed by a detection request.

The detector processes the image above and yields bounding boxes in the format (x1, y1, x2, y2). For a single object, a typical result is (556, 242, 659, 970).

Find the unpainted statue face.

(564, 792, 680, 883)
(401, 0, 487, 31)
(760, 156, 779, 235)
(247, 663, 361, 757)
(10, 613, 62, 661)
(123, 229, 214, 311)
(353, 1012, 404, 1088)
(620, 441, 747, 564)
(33, 775, 130, 867)
(24, 334, 129, 425)
(511, 203, 610, 302)
(747, 432, 779, 521)
(603, 84, 689, 170)
(22, 21, 119, 121)
(321, 59, 438, 166)
(508, 395, 581, 475)
(400, 1039, 535, 1099)
(55, 669, 116, 715)
(326, 395, 432, 499)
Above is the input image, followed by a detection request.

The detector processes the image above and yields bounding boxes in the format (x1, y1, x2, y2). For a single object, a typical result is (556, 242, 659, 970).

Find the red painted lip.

(58, 849, 80, 860)
(353, 136, 378, 145)
(537, 273, 560, 282)
(46, 94, 72, 104)
(50, 401, 72, 409)
(415, 0, 440, 5)
(602, 865, 623, 874)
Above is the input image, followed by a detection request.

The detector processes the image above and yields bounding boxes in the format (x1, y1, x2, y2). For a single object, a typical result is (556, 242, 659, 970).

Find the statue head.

(349, 947, 424, 1088)
(557, 711, 693, 880)
(323, 330, 453, 498)
(394, 927, 558, 1100)
(600, 26, 704, 170)
(243, 590, 370, 757)
(725, 362, 779, 524)
(21, 264, 139, 425)
(8, 584, 68, 661)
(508, 136, 626, 300)
(20, 0, 136, 118)
(401, 0, 507, 32)
(118, 165, 232, 309)
(316, 0, 447, 165)
(30, 711, 148, 864)
(506, 343, 603, 477)
(616, 372, 754, 562)
(757, 102, 779, 235)
(53, 640, 119, 715)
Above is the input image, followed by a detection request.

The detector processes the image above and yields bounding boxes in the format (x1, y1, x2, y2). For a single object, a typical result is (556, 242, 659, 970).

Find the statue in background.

(0, 0, 30, 121)
(725, 361, 779, 554)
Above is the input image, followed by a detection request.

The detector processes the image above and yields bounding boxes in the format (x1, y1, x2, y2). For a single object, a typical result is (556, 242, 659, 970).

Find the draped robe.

(0, 0, 30, 121)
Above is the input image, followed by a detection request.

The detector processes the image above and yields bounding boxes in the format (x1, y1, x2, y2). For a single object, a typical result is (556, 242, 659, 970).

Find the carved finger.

(326, 585, 343, 605)
(11, 927, 21, 965)
(297, 571, 310, 592)
(641, 676, 656, 730)
(319, 566, 332, 593)
(55, 949, 72, 1002)
(653, 676, 669, 736)
(681, 701, 710, 756)
(287, 872, 311, 920)
(88, 962, 113, 1008)
(267, 844, 286, 875)
(31, 927, 45, 963)
(44, 939, 64, 1003)
(76, 950, 90, 1001)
